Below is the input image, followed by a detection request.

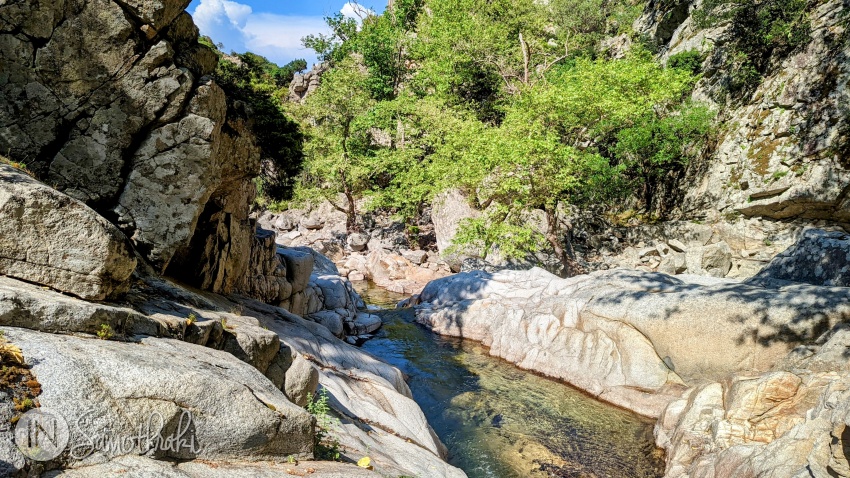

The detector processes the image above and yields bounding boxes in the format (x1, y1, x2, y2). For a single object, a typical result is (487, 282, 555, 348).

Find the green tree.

(291, 58, 377, 231)
(447, 51, 709, 275)
(213, 51, 305, 202)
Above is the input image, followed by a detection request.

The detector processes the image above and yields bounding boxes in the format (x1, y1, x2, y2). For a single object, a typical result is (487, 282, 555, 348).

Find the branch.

(520, 33, 530, 86)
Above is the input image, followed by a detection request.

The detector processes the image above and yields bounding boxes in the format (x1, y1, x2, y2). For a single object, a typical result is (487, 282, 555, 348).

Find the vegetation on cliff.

(288, 0, 715, 274)
(202, 38, 308, 202)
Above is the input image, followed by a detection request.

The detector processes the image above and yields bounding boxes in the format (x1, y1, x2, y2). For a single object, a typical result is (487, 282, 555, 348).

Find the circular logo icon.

(14, 408, 69, 461)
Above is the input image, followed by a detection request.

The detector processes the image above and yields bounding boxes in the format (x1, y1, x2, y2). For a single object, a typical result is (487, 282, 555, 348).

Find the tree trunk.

(344, 189, 357, 232)
(544, 207, 583, 277)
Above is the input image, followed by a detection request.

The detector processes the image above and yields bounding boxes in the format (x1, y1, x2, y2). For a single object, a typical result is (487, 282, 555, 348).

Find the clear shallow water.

(355, 283, 664, 478)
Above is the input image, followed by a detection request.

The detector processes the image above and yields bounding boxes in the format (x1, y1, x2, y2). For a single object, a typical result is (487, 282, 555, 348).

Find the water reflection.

(355, 282, 664, 478)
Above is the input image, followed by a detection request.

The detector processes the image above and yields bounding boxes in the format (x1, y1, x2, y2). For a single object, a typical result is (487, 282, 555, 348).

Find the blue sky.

(188, 0, 387, 68)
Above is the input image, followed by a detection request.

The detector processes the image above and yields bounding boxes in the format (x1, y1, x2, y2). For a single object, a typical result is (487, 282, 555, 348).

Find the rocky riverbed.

(357, 283, 665, 478)
(404, 229, 850, 476)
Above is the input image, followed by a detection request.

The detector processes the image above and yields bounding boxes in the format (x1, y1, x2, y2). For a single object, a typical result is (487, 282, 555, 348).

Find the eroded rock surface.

(1, 327, 315, 465)
(0, 165, 136, 300)
(657, 325, 850, 478)
(413, 263, 850, 417)
(0, 0, 262, 285)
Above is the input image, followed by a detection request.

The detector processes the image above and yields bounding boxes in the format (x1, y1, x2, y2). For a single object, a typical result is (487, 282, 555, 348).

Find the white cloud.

(193, 0, 252, 31)
(190, 0, 384, 66)
(242, 14, 329, 65)
(340, 2, 374, 21)
(191, 0, 330, 67)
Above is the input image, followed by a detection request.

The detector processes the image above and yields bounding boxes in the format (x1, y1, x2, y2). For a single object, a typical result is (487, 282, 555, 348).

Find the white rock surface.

(414, 267, 850, 417)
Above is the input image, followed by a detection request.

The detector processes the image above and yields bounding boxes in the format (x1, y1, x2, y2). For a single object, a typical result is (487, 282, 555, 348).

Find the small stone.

(639, 246, 660, 258)
(284, 355, 319, 407)
(668, 239, 688, 253)
(402, 250, 428, 265)
(348, 233, 369, 252)
(302, 217, 325, 230)
(348, 271, 366, 281)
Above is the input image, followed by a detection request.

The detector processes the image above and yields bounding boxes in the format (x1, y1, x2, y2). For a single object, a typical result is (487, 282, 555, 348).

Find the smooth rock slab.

(1, 328, 314, 466)
(46, 455, 378, 477)
(415, 267, 850, 417)
(0, 165, 136, 300)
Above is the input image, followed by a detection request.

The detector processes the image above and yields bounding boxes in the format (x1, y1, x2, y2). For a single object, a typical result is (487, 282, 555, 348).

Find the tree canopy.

(288, 0, 716, 274)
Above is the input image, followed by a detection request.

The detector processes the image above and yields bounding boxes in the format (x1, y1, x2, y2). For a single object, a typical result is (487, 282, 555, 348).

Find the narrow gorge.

(1, 0, 850, 477)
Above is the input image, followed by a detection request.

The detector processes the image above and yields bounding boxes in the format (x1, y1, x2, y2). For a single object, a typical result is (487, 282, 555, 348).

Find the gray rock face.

(284, 354, 319, 407)
(0, 276, 157, 335)
(279, 248, 315, 295)
(0, 272, 456, 478)
(288, 63, 329, 103)
(0, 165, 136, 300)
(1, 327, 315, 465)
(750, 228, 850, 287)
(415, 267, 850, 417)
(432, 188, 482, 266)
(224, 298, 464, 478)
(0, 0, 262, 286)
(636, 0, 850, 225)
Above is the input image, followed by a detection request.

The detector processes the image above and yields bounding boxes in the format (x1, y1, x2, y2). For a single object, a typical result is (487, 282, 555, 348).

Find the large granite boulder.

(414, 267, 850, 417)
(749, 228, 850, 287)
(657, 324, 850, 477)
(0, 327, 315, 466)
(0, 0, 262, 290)
(0, 165, 136, 300)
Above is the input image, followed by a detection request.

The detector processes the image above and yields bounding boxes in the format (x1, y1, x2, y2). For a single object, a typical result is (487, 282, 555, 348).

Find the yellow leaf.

(357, 457, 373, 469)
(1, 344, 24, 364)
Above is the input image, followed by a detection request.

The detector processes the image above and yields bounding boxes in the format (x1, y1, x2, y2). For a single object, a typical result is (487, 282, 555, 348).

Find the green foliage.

(214, 52, 306, 201)
(303, 2, 424, 100)
(694, 0, 810, 94)
(441, 50, 705, 272)
(306, 389, 341, 461)
(291, 1, 714, 275)
(614, 102, 716, 206)
(303, 13, 360, 63)
(668, 50, 705, 74)
(291, 57, 377, 230)
(97, 324, 114, 340)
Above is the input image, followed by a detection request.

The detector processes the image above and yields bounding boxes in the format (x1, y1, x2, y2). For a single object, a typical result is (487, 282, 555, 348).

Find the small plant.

(306, 389, 342, 461)
(220, 318, 232, 330)
(186, 313, 197, 326)
(0, 156, 34, 177)
(97, 324, 114, 340)
(0, 335, 23, 365)
(771, 170, 789, 181)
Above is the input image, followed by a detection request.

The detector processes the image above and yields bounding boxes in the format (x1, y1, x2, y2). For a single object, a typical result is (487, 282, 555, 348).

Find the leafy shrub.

(668, 50, 705, 74)
(306, 389, 342, 461)
(96, 324, 114, 340)
(694, 0, 811, 95)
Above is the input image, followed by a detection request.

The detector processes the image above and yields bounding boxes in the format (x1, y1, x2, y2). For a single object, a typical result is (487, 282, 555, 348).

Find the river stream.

(354, 283, 665, 478)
